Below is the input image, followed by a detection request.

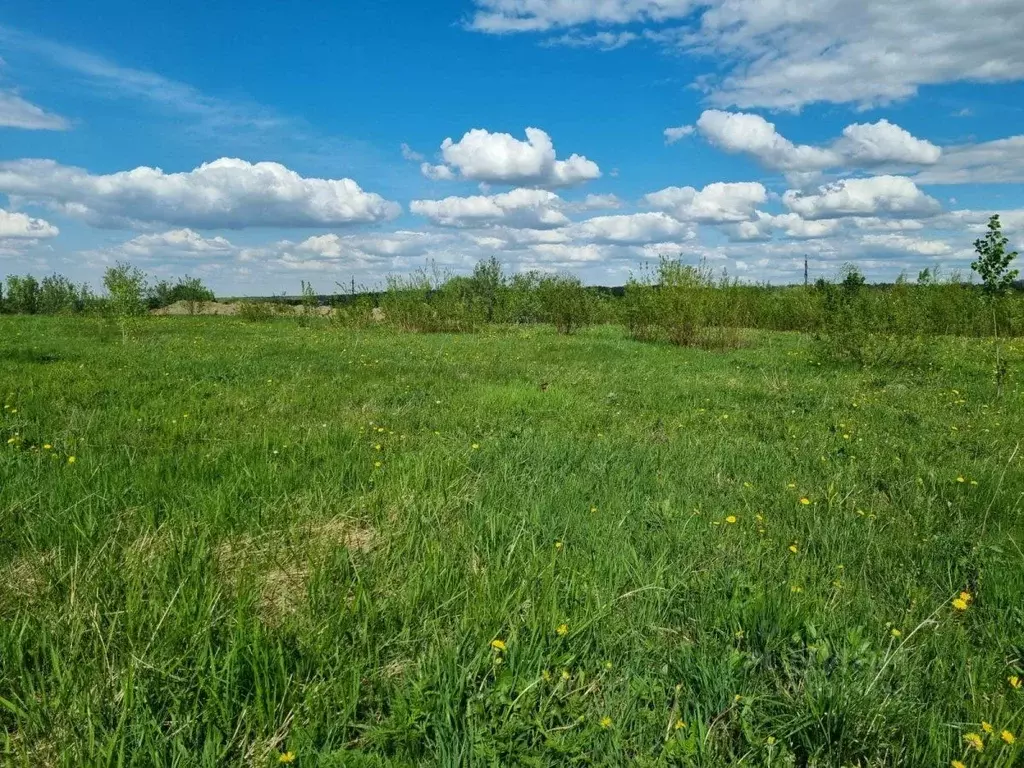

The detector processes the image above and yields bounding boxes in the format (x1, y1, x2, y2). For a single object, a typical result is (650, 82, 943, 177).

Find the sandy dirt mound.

(151, 300, 242, 316)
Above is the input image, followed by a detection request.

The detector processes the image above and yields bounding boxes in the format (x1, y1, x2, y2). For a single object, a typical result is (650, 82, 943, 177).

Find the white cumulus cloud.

(783, 176, 942, 220)
(695, 111, 940, 173)
(410, 188, 570, 229)
(663, 125, 695, 144)
(643, 181, 767, 223)
(576, 212, 693, 244)
(423, 127, 600, 187)
(0, 207, 60, 238)
(0, 158, 401, 229)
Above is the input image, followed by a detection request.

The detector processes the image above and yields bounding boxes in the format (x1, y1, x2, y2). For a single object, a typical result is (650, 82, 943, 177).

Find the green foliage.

(3, 274, 40, 314)
(1, 319, 1022, 764)
(147, 275, 216, 311)
(238, 300, 278, 322)
(972, 214, 1020, 296)
(537, 274, 594, 334)
(103, 261, 148, 342)
(38, 274, 83, 315)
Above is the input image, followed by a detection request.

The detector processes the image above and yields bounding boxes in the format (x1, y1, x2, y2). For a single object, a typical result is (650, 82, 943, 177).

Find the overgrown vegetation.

(1, 318, 1021, 765)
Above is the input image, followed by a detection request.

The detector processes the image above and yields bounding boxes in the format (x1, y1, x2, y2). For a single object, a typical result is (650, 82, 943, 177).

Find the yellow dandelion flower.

(890, 629, 902, 639)
(556, 623, 569, 636)
(67, 456, 76, 464)
(960, 591, 973, 604)
(982, 721, 994, 734)
(374, 444, 382, 450)
(471, 443, 480, 450)
(590, 506, 598, 513)
(490, 639, 506, 652)
(43, 444, 52, 450)
(789, 544, 799, 554)
(374, 461, 382, 468)
(725, 515, 738, 524)
(952, 597, 969, 611)
(799, 497, 811, 505)
(766, 736, 776, 746)
(1009, 675, 1022, 689)
(951, 761, 966, 768)
(279, 752, 296, 764)
(964, 732, 984, 752)
(554, 540, 563, 550)
(600, 716, 613, 729)
(675, 719, 687, 730)
(1001, 730, 1016, 745)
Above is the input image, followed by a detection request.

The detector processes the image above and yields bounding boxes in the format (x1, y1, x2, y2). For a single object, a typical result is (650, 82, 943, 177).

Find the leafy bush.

(148, 276, 216, 312)
(537, 274, 594, 334)
(38, 274, 83, 315)
(238, 301, 278, 322)
(4, 275, 40, 314)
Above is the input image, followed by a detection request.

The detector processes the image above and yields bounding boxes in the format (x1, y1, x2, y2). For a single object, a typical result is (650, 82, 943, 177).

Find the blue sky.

(1, 0, 1023, 293)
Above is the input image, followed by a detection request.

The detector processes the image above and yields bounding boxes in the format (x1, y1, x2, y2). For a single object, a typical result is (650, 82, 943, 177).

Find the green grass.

(2, 316, 1023, 766)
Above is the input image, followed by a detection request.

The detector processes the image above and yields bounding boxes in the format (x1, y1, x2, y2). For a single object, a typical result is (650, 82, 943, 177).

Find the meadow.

(1, 314, 1023, 766)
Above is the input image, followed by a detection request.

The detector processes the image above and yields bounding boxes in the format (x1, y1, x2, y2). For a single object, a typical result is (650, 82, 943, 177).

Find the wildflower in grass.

(604, 661, 613, 670)
(490, 639, 506, 652)
(982, 721, 994, 734)
(43, 444, 51, 450)
(556, 623, 569, 636)
(766, 736, 776, 745)
(951, 761, 966, 768)
(960, 591, 973, 605)
(542, 669, 552, 682)
(600, 716, 613, 729)
(561, 669, 570, 681)
(279, 752, 296, 764)
(799, 497, 811, 505)
(952, 596, 970, 611)
(374, 461, 382, 468)
(67, 456, 76, 464)
(964, 732, 984, 751)
(472, 443, 480, 450)
(1002, 730, 1016, 745)
(374, 444, 381, 451)
(675, 719, 687, 730)
(891, 629, 902, 639)
(787, 483, 796, 489)
(790, 585, 803, 593)
(1009, 675, 1021, 689)
(554, 540, 563, 550)
(590, 506, 598, 513)
(957, 476, 966, 483)
(789, 544, 799, 554)
(725, 515, 738, 524)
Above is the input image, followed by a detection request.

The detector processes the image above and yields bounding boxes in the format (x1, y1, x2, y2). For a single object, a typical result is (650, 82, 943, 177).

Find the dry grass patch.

(215, 517, 377, 625)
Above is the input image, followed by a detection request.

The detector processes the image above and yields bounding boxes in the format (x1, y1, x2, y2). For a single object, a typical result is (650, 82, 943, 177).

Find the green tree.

(4, 275, 40, 314)
(103, 262, 148, 341)
(972, 214, 1019, 296)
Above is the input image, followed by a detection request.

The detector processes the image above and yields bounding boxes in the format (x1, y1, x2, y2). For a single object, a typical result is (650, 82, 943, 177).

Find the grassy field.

(2, 316, 1023, 767)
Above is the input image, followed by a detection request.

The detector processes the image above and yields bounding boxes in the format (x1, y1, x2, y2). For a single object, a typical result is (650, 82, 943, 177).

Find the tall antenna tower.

(804, 256, 809, 287)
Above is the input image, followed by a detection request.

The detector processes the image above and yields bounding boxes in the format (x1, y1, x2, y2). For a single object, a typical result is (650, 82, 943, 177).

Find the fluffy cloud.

(834, 121, 941, 166)
(471, 0, 1024, 110)
(422, 127, 600, 187)
(119, 229, 234, 258)
(0, 158, 401, 229)
(411, 188, 570, 229)
(0, 91, 69, 130)
(728, 212, 842, 241)
(663, 125, 695, 144)
(782, 176, 942, 220)
(643, 181, 766, 222)
(575, 212, 693, 244)
(914, 135, 1024, 184)
(568, 193, 623, 212)
(696, 111, 839, 171)
(0, 207, 60, 238)
(694, 111, 940, 173)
